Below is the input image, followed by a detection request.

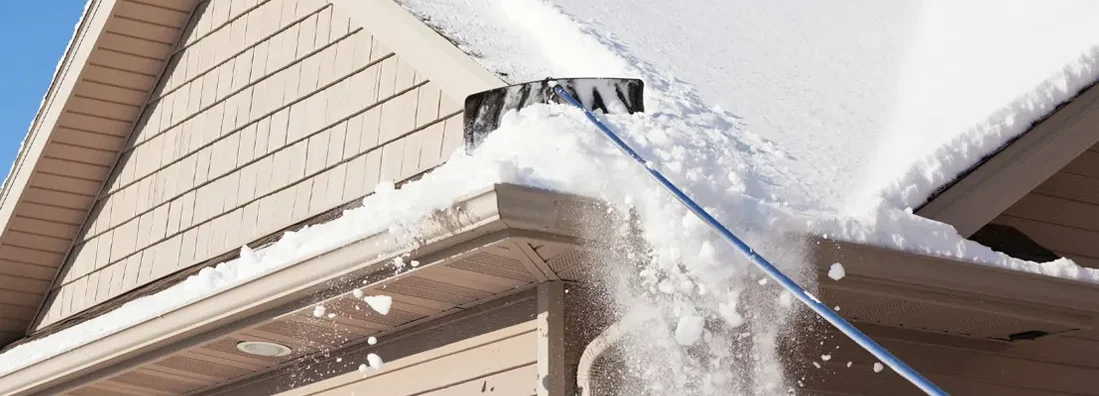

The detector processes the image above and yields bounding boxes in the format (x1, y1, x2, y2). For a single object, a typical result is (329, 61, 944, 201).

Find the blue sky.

(0, 1, 87, 179)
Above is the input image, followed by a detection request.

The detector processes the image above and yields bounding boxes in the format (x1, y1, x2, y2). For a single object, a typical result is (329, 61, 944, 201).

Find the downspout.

(576, 308, 660, 396)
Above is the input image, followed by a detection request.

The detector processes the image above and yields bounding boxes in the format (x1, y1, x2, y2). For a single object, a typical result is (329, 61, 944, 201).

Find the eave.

(916, 80, 1099, 238)
(0, 0, 197, 343)
(4, 184, 1099, 395)
(0, 183, 601, 395)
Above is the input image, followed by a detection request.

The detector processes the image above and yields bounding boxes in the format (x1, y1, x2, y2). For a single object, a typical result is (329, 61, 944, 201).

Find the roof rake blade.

(462, 77, 645, 151)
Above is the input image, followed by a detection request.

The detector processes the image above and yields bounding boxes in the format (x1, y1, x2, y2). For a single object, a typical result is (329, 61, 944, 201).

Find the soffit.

(0, 0, 198, 344)
(0, 184, 603, 396)
(8, 182, 1099, 394)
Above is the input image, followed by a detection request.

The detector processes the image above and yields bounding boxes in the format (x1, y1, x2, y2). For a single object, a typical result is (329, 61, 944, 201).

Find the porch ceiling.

(0, 0, 197, 344)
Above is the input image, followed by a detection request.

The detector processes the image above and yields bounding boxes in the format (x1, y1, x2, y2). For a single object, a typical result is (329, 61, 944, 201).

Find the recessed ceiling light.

(236, 341, 292, 357)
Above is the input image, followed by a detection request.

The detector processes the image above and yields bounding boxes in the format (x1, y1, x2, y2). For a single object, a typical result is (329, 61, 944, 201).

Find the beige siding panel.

(40, 3, 467, 327)
(802, 331, 1099, 395)
(1003, 193, 1099, 232)
(1062, 150, 1099, 179)
(277, 325, 537, 396)
(997, 216, 1099, 259)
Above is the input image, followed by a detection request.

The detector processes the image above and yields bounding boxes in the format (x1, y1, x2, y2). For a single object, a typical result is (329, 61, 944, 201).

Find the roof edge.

(0, 0, 96, 203)
(814, 237, 1099, 320)
(330, 0, 506, 105)
(0, 183, 591, 395)
(0, 0, 106, 224)
(915, 78, 1099, 237)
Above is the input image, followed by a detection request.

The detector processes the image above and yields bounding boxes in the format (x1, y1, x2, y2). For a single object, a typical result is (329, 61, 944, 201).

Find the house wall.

(799, 326, 1099, 396)
(35, 0, 464, 329)
(565, 289, 1099, 395)
(273, 323, 538, 396)
(196, 289, 542, 396)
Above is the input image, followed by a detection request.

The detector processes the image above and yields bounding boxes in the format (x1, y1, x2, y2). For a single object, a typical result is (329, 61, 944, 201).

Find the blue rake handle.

(551, 84, 948, 396)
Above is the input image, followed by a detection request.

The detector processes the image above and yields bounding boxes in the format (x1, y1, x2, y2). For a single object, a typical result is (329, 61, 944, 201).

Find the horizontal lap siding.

(275, 323, 538, 396)
(36, 0, 464, 329)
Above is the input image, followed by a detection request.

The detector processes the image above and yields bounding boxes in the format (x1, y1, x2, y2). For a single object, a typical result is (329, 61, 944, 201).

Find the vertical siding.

(37, 0, 465, 329)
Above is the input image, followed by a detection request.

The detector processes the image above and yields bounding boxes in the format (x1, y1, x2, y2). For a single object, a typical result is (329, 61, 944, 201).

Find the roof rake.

(461, 77, 948, 396)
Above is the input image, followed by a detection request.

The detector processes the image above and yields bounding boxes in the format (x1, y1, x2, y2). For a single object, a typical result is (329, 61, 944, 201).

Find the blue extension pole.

(551, 84, 948, 396)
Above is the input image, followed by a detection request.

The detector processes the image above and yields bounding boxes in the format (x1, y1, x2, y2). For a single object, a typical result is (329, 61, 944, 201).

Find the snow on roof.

(395, 0, 1099, 274)
(399, 0, 1099, 214)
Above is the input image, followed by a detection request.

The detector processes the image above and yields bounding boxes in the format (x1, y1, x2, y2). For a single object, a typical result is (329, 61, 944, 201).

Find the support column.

(537, 281, 566, 396)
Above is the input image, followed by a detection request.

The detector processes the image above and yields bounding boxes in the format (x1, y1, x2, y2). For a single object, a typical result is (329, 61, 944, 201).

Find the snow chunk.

(312, 305, 326, 318)
(821, 354, 831, 361)
(239, 245, 260, 266)
(367, 336, 378, 345)
(717, 301, 745, 328)
(873, 362, 884, 373)
(367, 353, 385, 370)
(674, 310, 705, 346)
(363, 295, 392, 315)
(357, 364, 369, 374)
(828, 263, 846, 281)
(352, 288, 363, 298)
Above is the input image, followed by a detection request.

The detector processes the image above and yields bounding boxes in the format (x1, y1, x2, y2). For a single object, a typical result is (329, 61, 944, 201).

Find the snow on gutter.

(0, 181, 583, 394)
(0, 0, 94, 205)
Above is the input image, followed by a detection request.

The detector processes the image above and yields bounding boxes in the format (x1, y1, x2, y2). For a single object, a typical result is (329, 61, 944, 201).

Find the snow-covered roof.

(4, 1, 1099, 392)
(395, 0, 1099, 268)
(397, 0, 1099, 215)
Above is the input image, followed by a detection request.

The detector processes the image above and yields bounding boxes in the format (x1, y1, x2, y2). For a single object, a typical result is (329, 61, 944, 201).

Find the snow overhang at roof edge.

(916, 78, 1099, 214)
